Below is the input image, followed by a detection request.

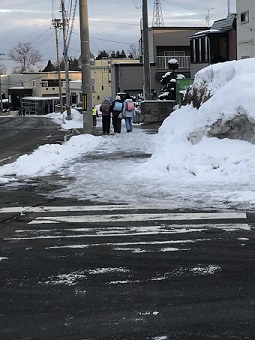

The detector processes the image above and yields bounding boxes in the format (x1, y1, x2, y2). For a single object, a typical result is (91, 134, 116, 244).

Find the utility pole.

(52, 19, 64, 114)
(79, 0, 93, 133)
(0, 58, 5, 114)
(0, 75, 3, 113)
(142, 0, 151, 100)
(61, 0, 72, 119)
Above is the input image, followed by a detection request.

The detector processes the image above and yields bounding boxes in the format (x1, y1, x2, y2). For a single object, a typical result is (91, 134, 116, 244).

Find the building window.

(241, 11, 249, 24)
(91, 79, 95, 93)
(164, 51, 185, 57)
(32, 80, 36, 87)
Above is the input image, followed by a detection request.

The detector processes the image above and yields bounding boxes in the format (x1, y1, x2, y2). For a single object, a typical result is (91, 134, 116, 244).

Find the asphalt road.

(0, 116, 65, 165)
(0, 116, 255, 339)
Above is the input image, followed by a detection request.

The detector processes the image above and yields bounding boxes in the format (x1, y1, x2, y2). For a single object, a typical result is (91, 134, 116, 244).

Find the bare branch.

(9, 42, 43, 73)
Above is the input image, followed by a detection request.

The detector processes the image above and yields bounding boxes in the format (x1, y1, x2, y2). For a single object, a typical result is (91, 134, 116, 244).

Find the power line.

(89, 36, 138, 45)
(162, 0, 214, 19)
(29, 28, 52, 45)
(33, 31, 55, 48)
(89, 19, 138, 27)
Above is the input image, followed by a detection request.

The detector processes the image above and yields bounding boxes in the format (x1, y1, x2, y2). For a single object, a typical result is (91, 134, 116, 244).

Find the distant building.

(5, 71, 81, 113)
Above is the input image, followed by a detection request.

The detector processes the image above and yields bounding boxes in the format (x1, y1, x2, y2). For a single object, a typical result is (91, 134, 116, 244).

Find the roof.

(211, 13, 236, 32)
(189, 14, 236, 39)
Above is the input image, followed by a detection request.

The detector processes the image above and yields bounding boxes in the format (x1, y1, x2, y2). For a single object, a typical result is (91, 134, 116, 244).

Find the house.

(236, 0, 255, 59)
(189, 14, 237, 77)
(111, 26, 208, 99)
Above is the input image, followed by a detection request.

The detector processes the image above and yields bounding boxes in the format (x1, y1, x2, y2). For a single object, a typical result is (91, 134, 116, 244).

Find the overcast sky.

(0, 0, 236, 72)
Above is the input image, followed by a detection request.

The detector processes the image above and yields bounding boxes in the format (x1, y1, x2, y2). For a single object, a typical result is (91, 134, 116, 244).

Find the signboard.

(176, 78, 194, 107)
(82, 94, 87, 111)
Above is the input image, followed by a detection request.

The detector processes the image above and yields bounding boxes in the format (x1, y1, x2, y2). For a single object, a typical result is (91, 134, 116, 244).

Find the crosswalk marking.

(0, 205, 181, 213)
(5, 223, 250, 241)
(27, 211, 247, 225)
(1, 205, 250, 248)
(0, 205, 248, 218)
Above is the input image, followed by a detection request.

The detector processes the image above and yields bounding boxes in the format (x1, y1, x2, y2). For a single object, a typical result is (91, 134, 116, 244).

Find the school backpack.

(101, 100, 110, 112)
(113, 101, 122, 112)
(126, 101, 135, 111)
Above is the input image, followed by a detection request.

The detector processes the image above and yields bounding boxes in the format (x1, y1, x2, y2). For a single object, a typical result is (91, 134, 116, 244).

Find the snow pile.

(47, 108, 83, 130)
(139, 58, 255, 183)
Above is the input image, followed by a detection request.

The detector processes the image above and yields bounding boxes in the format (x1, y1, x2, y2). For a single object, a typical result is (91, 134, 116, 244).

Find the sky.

(1, 57, 255, 211)
(0, 0, 236, 72)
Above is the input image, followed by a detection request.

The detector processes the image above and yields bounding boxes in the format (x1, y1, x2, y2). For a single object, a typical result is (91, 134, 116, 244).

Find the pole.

(79, 0, 93, 134)
(142, 0, 151, 100)
(52, 19, 64, 114)
(61, 0, 72, 119)
(0, 75, 3, 113)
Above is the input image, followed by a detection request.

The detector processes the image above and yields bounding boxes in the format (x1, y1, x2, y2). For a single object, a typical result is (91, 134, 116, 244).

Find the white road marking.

(45, 238, 210, 249)
(0, 205, 247, 217)
(27, 212, 247, 225)
(0, 205, 184, 213)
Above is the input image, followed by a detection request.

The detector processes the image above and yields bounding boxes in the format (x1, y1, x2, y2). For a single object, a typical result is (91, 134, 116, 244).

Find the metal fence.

(157, 56, 190, 69)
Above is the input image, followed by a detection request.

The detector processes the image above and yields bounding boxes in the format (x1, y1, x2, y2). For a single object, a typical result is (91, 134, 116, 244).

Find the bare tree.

(128, 44, 140, 59)
(9, 42, 43, 73)
(0, 62, 7, 75)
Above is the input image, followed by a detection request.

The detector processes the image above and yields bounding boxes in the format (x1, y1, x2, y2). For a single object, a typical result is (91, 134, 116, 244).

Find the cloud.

(0, 0, 236, 72)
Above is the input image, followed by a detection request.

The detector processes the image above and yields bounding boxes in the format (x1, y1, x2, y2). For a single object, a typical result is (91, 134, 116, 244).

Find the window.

(241, 10, 249, 24)
(32, 80, 36, 87)
(164, 51, 185, 57)
(91, 79, 95, 93)
(190, 37, 209, 63)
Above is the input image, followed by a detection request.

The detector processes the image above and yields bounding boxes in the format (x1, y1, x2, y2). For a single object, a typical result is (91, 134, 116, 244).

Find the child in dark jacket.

(111, 95, 123, 133)
(100, 97, 112, 134)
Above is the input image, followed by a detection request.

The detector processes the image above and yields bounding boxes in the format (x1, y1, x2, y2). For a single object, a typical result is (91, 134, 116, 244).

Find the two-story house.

(111, 26, 207, 98)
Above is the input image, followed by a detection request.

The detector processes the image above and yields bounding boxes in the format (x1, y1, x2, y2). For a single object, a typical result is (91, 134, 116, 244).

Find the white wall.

(236, 0, 255, 59)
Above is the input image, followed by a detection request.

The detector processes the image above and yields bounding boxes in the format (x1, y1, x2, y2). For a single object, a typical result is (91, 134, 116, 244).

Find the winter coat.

(100, 98, 112, 117)
(122, 99, 135, 118)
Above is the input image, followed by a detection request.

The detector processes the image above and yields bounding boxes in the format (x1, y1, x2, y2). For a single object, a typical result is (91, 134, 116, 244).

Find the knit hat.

(115, 95, 121, 100)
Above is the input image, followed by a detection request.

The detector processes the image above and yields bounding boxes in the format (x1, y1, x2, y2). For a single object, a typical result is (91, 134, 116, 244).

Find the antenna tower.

(152, 0, 164, 27)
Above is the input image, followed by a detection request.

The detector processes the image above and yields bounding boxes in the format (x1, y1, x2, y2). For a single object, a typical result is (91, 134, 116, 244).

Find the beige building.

(90, 58, 140, 105)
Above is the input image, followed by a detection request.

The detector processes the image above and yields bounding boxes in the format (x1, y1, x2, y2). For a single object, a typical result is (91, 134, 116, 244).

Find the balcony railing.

(157, 56, 191, 69)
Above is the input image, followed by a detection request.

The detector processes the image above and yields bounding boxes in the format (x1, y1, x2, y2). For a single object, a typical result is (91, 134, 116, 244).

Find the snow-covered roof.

(190, 14, 236, 39)
(193, 29, 219, 36)
(23, 96, 60, 101)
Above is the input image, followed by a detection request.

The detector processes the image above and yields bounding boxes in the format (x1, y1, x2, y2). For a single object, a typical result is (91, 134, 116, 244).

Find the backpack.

(101, 100, 110, 112)
(126, 101, 135, 111)
(113, 101, 122, 112)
